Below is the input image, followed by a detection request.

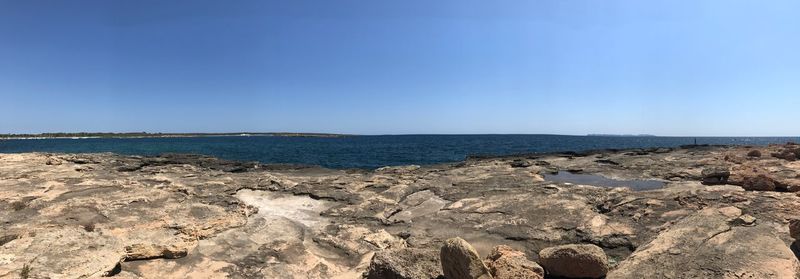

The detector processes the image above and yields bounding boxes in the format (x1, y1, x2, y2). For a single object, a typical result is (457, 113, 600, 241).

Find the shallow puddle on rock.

(544, 171, 665, 191)
(235, 189, 332, 228)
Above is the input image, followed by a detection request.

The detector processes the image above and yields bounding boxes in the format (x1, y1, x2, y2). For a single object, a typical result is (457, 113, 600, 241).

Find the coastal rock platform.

(1, 144, 800, 278)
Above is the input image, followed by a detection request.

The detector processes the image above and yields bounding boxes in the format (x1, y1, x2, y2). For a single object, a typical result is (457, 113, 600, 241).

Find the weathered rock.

(484, 245, 543, 279)
(772, 148, 800, 161)
(728, 166, 778, 191)
(124, 243, 189, 260)
(741, 174, 777, 191)
(366, 248, 442, 279)
(729, 214, 756, 226)
(595, 159, 621, 165)
(440, 237, 493, 279)
(701, 167, 730, 185)
(3, 144, 800, 278)
(0, 227, 125, 278)
(45, 157, 62, 165)
(376, 165, 421, 174)
(387, 190, 448, 223)
(538, 244, 608, 279)
(510, 159, 532, 168)
(781, 179, 800, 192)
(746, 150, 762, 157)
(609, 207, 800, 278)
(790, 219, 800, 240)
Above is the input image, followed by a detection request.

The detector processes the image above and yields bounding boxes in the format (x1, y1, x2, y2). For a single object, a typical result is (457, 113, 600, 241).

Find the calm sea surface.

(0, 135, 796, 169)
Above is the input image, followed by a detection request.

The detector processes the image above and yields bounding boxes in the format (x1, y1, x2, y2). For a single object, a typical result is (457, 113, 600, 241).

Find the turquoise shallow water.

(0, 135, 796, 169)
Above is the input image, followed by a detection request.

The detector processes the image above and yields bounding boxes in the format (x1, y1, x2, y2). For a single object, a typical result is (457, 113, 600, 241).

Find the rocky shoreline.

(1, 144, 800, 278)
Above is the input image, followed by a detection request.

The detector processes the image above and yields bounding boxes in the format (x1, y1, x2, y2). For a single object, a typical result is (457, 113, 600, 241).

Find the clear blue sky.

(1, 0, 798, 136)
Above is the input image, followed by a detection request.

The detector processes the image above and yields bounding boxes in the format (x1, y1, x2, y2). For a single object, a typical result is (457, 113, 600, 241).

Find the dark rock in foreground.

(791, 219, 800, 240)
(538, 244, 608, 279)
(367, 248, 442, 279)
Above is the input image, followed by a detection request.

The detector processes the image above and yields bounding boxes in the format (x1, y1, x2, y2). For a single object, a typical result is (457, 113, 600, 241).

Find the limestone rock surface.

(440, 237, 493, 279)
(538, 244, 608, 279)
(1, 144, 800, 278)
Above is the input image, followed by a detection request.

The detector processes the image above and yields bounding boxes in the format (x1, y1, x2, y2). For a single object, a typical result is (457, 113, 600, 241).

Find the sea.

(0, 135, 796, 169)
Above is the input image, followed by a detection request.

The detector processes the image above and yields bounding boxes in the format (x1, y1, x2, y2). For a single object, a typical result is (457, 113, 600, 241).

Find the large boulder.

(739, 174, 777, 191)
(484, 245, 543, 279)
(440, 237, 493, 279)
(772, 147, 800, 161)
(608, 207, 800, 278)
(366, 248, 443, 279)
(538, 244, 608, 279)
(728, 166, 778, 191)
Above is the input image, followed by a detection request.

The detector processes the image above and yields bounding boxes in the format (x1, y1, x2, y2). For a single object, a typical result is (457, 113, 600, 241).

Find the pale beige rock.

(2, 144, 800, 278)
(0, 227, 125, 278)
(718, 206, 742, 218)
(440, 237, 493, 279)
(538, 244, 608, 279)
(484, 245, 543, 279)
(124, 243, 189, 260)
(609, 207, 800, 279)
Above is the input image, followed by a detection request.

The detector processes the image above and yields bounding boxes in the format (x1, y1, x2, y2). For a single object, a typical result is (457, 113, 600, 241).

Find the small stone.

(645, 199, 665, 207)
(440, 237, 493, 279)
(730, 214, 756, 226)
(718, 206, 742, 218)
(538, 244, 609, 279)
(746, 150, 761, 157)
(510, 159, 532, 168)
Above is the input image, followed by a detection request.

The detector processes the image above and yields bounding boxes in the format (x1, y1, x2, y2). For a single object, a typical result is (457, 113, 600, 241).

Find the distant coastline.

(0, 132, 350, 140)
(587, 134, 657, 137)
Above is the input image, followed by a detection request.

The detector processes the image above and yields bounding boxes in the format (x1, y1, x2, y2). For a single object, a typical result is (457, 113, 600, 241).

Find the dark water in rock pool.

(545, 171, 666, 191)
(0, 135, 796, 169)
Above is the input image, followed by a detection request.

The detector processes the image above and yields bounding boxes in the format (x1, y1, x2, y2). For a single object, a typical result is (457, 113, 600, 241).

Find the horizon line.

(1, 132, 799, 138)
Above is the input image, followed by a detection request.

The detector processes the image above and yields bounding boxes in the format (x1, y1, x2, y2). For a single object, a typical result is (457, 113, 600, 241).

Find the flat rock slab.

(609, 207, 800, 278)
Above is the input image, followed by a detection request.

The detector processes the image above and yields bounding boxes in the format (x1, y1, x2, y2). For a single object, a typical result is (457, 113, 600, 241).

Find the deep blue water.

(0, 135, 796, 169)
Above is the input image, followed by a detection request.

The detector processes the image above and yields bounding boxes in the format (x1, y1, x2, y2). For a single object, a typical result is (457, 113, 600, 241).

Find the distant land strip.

(0, 132, 351, 139)
(586, 134, 657, 137)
